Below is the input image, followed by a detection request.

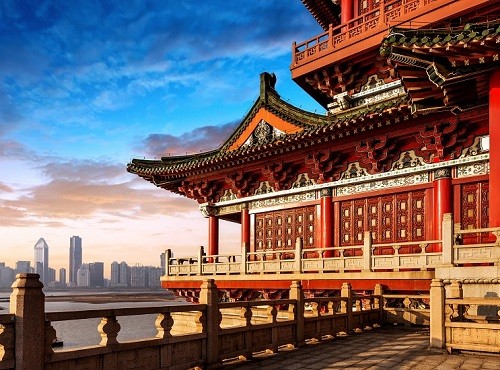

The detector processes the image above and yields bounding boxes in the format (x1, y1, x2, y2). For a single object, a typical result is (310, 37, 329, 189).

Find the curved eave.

(301, 0, 341, 31)
(128, 94, 410, 179)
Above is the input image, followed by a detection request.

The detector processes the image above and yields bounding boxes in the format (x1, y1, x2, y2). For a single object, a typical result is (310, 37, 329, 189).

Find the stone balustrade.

(0, 274, 384, 370)
(2, 275, 499, 369)
(430, 279, 500, 353)
(165, 214, 500, 278)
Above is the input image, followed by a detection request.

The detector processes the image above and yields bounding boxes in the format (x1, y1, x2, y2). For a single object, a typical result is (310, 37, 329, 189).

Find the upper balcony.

(291, 0, 495, 107)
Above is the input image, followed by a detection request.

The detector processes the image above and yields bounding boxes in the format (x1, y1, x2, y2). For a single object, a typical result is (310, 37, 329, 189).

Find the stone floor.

(228, 327, 500, 369)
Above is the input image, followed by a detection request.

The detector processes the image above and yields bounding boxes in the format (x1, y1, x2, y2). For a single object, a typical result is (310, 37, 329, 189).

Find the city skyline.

(0, 1, 322, 272)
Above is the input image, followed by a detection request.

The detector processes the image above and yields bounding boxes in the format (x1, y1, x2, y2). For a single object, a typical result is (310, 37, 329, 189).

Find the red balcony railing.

(293, 0, 446, 66)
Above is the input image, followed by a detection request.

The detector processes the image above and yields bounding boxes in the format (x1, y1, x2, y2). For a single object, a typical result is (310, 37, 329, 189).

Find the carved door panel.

(460, 181, 490, 244)
(340, 190, 427, 252)
(255, 206, 316, 253)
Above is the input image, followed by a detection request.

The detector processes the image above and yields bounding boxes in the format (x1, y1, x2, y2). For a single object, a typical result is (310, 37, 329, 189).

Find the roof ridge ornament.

(260, 72, 279, 104)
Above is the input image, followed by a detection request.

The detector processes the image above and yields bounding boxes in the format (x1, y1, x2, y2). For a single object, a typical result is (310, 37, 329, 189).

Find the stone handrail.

(452, 225, 500, 265)
(164, 214, 500, 277)
(292, 0, 452, 66)
(430, 279, 500, 353)
(0, 274, 385, 370)
(382, 293, 430, 326)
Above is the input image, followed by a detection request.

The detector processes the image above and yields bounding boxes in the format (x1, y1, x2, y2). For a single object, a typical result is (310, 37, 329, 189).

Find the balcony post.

(341, 0, 354, 25)
(199, 279, 220, 367)
(208, 214, 219, 258)
(289, 280, 305, 347)
(165, 249, 171, 276)
(429, 279, 445, 349)
(295, 237, 303, 273)
(10, 273, 45, 370)
(433, 168, 452, 252)
(489, 69, 500, 226)
(363, 231, 372, 271)
(241, 203, 250, 249)
(441, 213, 454, 266)
(241, 242, 248, 274)
(198, 246, 205, 275)
(320, 188, 334, 257)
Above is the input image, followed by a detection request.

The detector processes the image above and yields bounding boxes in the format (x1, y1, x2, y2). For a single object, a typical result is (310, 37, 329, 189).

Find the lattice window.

(340, 190, 427, 247)
(255, 206, 316, 252)
(359, 0, 381, 15)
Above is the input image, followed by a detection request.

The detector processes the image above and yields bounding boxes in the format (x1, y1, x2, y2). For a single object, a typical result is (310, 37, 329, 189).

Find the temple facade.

(128, 0, 500, 301)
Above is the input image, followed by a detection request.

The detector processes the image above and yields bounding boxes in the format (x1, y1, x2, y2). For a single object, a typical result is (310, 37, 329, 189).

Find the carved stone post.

(363, 231, 372, 271)
(294, 237, 303, 273)
(10, 273, 45, 370)
(289, 280, 305, 347)
(341, 282, 353, 333)
(156, 312, 174, 339)
(374, 283, 384, 325)
(199, 279, 220, 367)
(430, 279, 445, 349)
(0, 319, 15, 368)
(441, 213, 454, 266)
(98, 316, 120, 347)
(449, 280, 463, 299)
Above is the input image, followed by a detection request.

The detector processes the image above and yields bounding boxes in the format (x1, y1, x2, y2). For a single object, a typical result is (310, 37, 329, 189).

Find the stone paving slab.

(228, 327, 500, 369)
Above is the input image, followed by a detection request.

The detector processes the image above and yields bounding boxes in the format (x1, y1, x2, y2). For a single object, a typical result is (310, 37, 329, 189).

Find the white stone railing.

(382, 293, 430, 326)
(430, 279, 500, 353)
(452, 226, 500, 265)
(0, 275, 383, 370)
(165, 214, 500, 278)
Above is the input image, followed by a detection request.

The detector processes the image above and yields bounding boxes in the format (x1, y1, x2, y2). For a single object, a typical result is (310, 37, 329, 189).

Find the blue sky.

(0, 0, 323, 277)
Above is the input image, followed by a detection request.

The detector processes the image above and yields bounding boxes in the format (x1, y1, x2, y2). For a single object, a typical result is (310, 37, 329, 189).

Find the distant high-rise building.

(77, 264, 90, 287)
(119, 261, 129, 287)
(0, 263, 14, 288)
(130, 264, 148, 287)
(148, 267, 162, 288)
(89, 262, 104, 287)
(69, 236, 82, 285)
(59, 268, 67, 286)
(34, 238, 49, 285)
(160, 252, 166, 274)
(110, 261, 120, 286)
(15, 260, 31, 275)
(48, 267, 56, 284)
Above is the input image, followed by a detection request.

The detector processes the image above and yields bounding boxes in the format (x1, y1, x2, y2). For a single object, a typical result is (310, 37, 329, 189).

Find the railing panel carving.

(293, 0, 455, 66)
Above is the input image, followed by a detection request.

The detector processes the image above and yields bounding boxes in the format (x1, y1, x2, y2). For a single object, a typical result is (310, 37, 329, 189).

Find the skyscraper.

(34, 238, 49, 286)
(89, 262, 104, 287)
(69, 236, 82, 285)
(59, 268, 67, 286)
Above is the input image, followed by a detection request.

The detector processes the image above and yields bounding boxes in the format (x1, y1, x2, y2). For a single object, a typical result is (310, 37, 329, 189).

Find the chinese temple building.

(128, 0, 500, 302)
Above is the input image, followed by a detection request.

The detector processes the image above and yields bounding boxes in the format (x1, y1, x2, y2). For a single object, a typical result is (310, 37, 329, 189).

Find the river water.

(0, 291, 189, 350)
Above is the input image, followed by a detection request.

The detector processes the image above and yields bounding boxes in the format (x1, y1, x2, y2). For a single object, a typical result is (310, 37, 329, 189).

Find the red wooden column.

(206, 207, 219, 257)
(433, 168, 452, 251)
(241, 203, 250, 250)
(489, 69, 500, 227)
(341, 0, 354, 24)
(320, 188, 334, 257)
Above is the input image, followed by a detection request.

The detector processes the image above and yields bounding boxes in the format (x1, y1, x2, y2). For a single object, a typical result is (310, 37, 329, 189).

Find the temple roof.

(127, 72, 409, 192)
(300, 0, 341, 31)
(380, 21, 500, 113)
